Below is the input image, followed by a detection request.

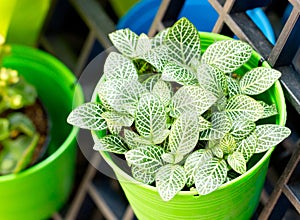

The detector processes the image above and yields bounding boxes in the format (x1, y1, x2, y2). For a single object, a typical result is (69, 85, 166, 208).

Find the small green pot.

(0, 45, 84, 220)
(93, 32, 287, 220)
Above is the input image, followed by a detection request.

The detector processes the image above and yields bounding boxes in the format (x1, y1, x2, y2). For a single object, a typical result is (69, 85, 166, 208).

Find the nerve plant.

(68, 17, 291, 201)
(0, 44, 39, 175)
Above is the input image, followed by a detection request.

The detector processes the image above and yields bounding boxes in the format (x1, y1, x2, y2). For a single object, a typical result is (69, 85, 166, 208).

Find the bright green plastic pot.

(0, 45, 84, 220)
(93, 32, 287, 220)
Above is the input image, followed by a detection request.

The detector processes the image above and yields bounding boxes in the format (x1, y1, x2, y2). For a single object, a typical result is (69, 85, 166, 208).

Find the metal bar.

(88, 182, 118, 220)
(282, 184, 300, 213)
(70, 0, 115, 49)
(65, 155, 101, 220)
(148, 0, 170, 37)
(258, 143, 300, 219)
(268, 6, 300, 67)
(74, 30, 96, 77)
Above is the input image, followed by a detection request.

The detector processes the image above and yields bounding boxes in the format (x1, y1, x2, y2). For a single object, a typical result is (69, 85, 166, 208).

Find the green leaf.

(200, 112, 231, 140)
(225, 95, 264, 122)
(133, 130, 170, 145)
(101, 111, 134, 127)
(195, 158, 227, 195)
(162, 63, 197, 85)
(208, 140, 224, 158)
(131, 165, 155, 185)
(67, 102, 107, 130)
(156, 164, 186, 201)
(165, 17, 201, 66)
(227, 151, 246, 174)
(220, 133, 236, 154)
(0, 118, 10, 141)
(109, 28, 138, 58)
(135, 33, 152, 57)
(0, 134, 39, 175)
(124, 129, 141, 149)
(151, 28, 169, 47)
(258, 101, 278, 119)
(141, 45, 168, 72)
(142, 74, 162, 92)
(106, 121, 122, 135)
(227, 76, 242, 98)
(93, 135, 128, 154)
(104, 52, 138, 80)
(152, 80, 173, 106)
(236, 131, 257, 161)
(255, 125, 291, 153)
(168, 113, 199, 156)
(198, 116, 211, 132)
(135, 93, 168, 144)
(170, 85, 217, 118)
(230, 120, 256, 141)
(98, 79, 147, 116)
(202, 40, 252, 73)
(184, 149, 213, 187)
(8, 113, 36, 137)
(239, 67, 281, 95)
(197, 64, 227, 98)
(125, 145, 164, 174)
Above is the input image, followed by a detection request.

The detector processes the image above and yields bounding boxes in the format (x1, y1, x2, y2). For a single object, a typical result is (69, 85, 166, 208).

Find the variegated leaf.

(255, 125, 291, 153)
(200, 112, 231, 140)
(168, 113, 199, 156)
(125, 145, 164, 174)
(101, 111, 134, 127)
(135, 33, 151, 57)
(208, 140, 224, 158)
(202, 40, 252, 74)
(227, 76, 242, 98)
(236, 131, 257, 161)
(93, 135, 128, 154)
(184, 149, 213, 187)
(195, 158, 227, 195)
(239, 67, 281, 95)
(162, 152, 176, 164)
(170, 85, 217, 118)
(106, 121, 122, 135)
(198, 116, 211, 132)
(162, 63, 197, 85)
(131, 165, 155, 184)
(151, 28, 169, 47)
(258, 101, 278, 119)
(225, 95, 264, 122)
(152, 80, 173, 106)
(124, 129, 142, 149)
(230, 120, 256, 141)
(104, 52, 138, 80)
(142, 74, 162, 92)
(141, 45, 169, 72)
(134, 130, 170, 145)
(220, 133, 236, 154)
(135, 93, 168, 144)
(109, 28, 138, 58)
(197, 64, 227, 98)
(98, 79, 147, 116)
(165, 17, 201, 66)
(156, 164, 186, 201)
(227, 151, 246, 174)
(67, 102, 106, 130)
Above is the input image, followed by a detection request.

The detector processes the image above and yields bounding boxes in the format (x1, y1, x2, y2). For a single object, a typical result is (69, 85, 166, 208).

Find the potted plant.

(0, 43, 84, 220)
(67, 17, 290, 219)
